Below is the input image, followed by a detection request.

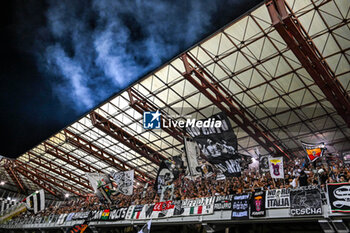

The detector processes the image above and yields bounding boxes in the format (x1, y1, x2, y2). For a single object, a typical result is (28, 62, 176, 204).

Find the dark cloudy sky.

(0, 0, 263, 158)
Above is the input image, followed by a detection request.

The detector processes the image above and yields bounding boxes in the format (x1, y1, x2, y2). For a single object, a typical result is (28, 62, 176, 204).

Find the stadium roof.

(1, 0, 349, 198)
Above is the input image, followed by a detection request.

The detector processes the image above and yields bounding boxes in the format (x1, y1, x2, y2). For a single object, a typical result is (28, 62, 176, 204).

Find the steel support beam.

(11, 161, 60, 197)
(26, 152, 92, 191)
(14, 160, 86, 197)
(181, 53, 290, 159)
(15, 169, 59, 197)
(266, 0, 350, 127)
(128, 88, 184, 143)
(44, 142, 102, 174)
(64, 129, 154, 184)
(89, 111, 166, 165)
(3, 160, 27, 194)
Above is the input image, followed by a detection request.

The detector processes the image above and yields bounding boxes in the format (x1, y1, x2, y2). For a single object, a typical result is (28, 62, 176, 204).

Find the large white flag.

(268, 157, 284, 179)
(25, 189, 45, 214)
(86, 173, 105, 192)
(138, 219, 152, 233)
(110, 170, 134, 195)
(86, 173, 113, 203)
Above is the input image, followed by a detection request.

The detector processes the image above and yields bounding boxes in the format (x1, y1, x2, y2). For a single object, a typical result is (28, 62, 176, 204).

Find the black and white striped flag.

(25, 189, 45, 213)
(0, 198, 17, 212)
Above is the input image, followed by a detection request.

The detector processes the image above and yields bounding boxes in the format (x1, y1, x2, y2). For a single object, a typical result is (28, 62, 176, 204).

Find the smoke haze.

(0, 0, 263, 157)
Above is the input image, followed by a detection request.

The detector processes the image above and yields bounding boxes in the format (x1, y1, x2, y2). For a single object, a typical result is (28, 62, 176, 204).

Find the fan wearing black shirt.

(298, 170, 308, 186)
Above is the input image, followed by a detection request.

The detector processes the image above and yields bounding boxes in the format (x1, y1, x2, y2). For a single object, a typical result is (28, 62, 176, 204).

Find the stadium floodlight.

(318, 220, 335, 233)
(65, 193, 70, 198)
(0, 181, 5, 185)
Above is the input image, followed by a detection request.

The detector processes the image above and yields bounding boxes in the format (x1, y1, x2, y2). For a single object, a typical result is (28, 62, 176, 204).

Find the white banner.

(56, 213, 67, 225)
(265, 189, 290, 209)
(86, 173, 113, 202)
(173, 197, 215, 216)
(111, 170, 134, 195)
(125, 205, 144, 220)
(86, 173, 105, 192)
(268, 157, 284, 179)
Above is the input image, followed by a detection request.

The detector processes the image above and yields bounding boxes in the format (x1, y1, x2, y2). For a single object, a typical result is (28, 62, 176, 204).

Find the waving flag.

(86, 173, 114, 203)
(268, 157, 284, 179)
(186, 112, 241, 177)
(259, 155, 270, 173)
(25, 189, 45, 214)
(0, 197, 17, 212)
(301, 141, 325, 162)
(110, 170, 134, 195)
(154, 160, 175, 193)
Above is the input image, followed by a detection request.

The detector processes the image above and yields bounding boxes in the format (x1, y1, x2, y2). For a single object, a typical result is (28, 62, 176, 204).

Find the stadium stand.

(0, 0, 349, 232)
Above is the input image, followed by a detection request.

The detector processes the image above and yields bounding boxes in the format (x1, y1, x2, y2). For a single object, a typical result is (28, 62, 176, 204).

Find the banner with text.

(231, 193, 250, 219)
(327, 183, 350, 213)
(290, 187, 322, 216)
(173, 197, 215, 216)
(265, 189, 290, 209)
(186, 112, 241, 177)
(214, 195, 233, 211)
(250, 191, 266, 217)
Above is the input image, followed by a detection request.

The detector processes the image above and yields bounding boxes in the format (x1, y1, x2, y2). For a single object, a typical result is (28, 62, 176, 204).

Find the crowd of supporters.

(8, 155, 350, 222)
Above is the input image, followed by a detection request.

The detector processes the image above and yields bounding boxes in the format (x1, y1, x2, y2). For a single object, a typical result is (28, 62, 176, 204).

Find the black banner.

(90, 210, 103, 221)
(186, 112, 241, 177)
(290, 187, 322, 216)
(154, 160, 174, 193)
(72, 211, 91, 220)
(214, 195, 233, 211)
(327, 183, 350, 213)
(250, 191, 266, 217)
(231, 193, 250, 219)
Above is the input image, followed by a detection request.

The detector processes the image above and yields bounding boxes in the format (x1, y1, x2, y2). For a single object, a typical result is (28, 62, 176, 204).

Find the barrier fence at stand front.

(1, 185, 350, 231)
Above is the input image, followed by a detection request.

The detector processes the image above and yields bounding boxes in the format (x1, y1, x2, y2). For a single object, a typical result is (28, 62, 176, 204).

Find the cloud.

(42, 0, 219, 112)
(46, 44, 94, 109)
